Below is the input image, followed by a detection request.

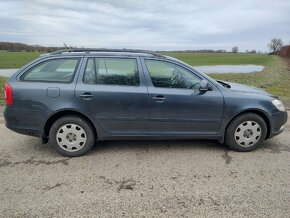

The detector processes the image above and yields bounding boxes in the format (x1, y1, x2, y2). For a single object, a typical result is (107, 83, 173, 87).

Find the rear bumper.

(5, 124, 41, 137)
(268, 110, 288, 138)
(4, 106, 45, 138)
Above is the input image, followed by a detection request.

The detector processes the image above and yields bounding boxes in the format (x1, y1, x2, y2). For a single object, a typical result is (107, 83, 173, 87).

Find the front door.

(142, 58, 224, 135)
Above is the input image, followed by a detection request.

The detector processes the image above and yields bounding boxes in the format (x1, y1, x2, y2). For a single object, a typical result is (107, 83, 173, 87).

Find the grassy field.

(161, 52, 272, 66)
(0, 76, 7, 105)
(0, 51, 273, 68)
(0, 51, 43, 68)
(0, 52, 289, 106)
(210, 56, 290, 102)
(162, 52, 290, 102)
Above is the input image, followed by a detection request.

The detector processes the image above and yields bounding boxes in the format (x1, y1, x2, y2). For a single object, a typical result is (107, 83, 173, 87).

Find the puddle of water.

(0, 69, 18, 77)
(193, 65, 264, 74)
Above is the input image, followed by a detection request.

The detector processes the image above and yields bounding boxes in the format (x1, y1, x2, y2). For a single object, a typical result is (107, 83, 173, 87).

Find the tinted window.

(145, 60, 201, 89)
(83, 58, 139, 86)
(22, 58, 79, 82)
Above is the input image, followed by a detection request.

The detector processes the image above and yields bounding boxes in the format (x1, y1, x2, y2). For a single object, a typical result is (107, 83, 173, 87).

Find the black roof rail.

(49, 48, 164, 57)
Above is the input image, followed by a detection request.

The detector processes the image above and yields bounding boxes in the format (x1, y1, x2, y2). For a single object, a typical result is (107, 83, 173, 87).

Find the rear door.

(75, 56, 150, 135)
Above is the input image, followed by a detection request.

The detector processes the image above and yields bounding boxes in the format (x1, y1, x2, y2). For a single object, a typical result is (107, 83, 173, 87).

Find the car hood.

(221, 81, 274, 97)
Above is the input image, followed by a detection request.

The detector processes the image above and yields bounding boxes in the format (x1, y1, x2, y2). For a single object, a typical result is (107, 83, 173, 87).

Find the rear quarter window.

(21, 58, 80, 83)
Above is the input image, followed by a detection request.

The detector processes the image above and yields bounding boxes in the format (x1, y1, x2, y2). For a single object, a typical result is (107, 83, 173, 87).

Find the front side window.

(83, 58, 139, 86)
(145, 59, 201, 89)
(22, 58, 79, 82)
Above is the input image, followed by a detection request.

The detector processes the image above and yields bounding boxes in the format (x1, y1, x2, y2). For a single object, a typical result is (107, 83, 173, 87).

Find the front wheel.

(49, 116, 95, 156)
(225, 113, 267, 152)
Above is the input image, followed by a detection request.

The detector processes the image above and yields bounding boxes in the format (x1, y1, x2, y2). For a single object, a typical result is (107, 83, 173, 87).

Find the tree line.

(0, 42, 244, 53)
(0, 42, 66, 52)
(0, 39, 288, 54)
(267, 38, 290, 60)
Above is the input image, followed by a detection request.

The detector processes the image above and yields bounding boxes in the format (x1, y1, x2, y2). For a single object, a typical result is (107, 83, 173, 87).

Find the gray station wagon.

(3, 49, 287, 156)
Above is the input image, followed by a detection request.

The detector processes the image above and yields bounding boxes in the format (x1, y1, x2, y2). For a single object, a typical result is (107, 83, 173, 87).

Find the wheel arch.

(42, 109, 97, 140)
(224, 109, 271, 140)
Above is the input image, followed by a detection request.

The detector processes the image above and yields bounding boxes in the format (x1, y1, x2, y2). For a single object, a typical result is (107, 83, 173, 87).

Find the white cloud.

(0, 0, 289, 51)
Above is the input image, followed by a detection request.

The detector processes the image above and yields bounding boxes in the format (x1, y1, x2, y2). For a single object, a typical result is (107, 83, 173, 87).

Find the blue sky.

(0, 0, 289, 51)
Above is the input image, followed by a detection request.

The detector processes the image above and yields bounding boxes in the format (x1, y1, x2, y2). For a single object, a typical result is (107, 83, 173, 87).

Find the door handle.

(152, 95, 166, 103)
(79, 93, 94, 99)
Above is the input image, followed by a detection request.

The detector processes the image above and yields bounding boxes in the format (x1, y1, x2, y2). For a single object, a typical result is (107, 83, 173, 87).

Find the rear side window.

(22, 58, 80, 82)
(83, 58, 139, 86)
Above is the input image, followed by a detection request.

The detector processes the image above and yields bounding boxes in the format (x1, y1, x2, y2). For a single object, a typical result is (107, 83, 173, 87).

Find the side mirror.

(199, 80, 210, 91)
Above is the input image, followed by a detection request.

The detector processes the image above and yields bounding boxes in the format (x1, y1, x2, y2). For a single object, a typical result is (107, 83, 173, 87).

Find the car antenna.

(63, 42, 69, 50)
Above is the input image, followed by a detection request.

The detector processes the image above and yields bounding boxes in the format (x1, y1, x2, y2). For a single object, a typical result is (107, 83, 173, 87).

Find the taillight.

(4, 82, 13, 105)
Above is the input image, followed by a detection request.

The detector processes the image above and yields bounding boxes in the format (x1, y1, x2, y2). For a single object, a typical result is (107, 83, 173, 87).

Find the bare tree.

(268, 38, 283, 52)
(232, 46, 238, 53)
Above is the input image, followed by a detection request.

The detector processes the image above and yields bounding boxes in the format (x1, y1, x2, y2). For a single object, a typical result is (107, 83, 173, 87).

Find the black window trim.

(82, 57, 141, 87)
(20, 57, 81, 84)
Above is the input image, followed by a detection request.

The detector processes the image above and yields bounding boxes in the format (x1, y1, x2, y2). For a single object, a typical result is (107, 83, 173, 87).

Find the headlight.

(272, 99, 286, 112)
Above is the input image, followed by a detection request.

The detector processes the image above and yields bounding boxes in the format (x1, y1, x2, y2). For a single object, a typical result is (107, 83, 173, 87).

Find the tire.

(225, 113, 267, 152)
(49, 116, 95, 157)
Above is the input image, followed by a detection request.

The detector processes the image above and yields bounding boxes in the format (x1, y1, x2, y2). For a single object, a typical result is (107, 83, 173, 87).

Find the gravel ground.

(0, 108, 289, 217)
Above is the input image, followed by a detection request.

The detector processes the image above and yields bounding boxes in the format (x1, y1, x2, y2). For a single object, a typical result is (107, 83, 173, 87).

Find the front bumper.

(268, 110, 288, 138)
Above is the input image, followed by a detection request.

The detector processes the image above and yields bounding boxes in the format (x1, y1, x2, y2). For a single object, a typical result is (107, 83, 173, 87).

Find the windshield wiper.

(216, 80, 231, 89)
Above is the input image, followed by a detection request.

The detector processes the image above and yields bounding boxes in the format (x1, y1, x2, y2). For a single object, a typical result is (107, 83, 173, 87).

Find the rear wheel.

(49, 116, 95, 156)
(225, 113, 267, 152)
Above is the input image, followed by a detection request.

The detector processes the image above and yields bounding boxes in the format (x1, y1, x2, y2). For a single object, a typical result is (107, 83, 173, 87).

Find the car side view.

(3, 49, 288, 156)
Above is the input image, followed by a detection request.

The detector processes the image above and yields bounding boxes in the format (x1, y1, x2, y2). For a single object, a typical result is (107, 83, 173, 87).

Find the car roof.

(41, 49, 166, 58)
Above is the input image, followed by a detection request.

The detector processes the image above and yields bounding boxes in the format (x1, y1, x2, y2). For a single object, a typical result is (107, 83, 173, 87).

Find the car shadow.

(90, 139, 229, 154)
(29, 137, 284, 158)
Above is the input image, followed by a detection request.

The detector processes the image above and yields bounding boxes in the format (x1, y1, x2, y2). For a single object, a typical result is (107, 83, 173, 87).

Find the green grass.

(160, 52, 289, 103)
(160, 52, 272, 66)
(0, 51, 272, 68)
(0, 51, 44, 68)
(210, 56, 290, 103)
(0, 76, 8, 105)
(0, 51, 289, 106)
